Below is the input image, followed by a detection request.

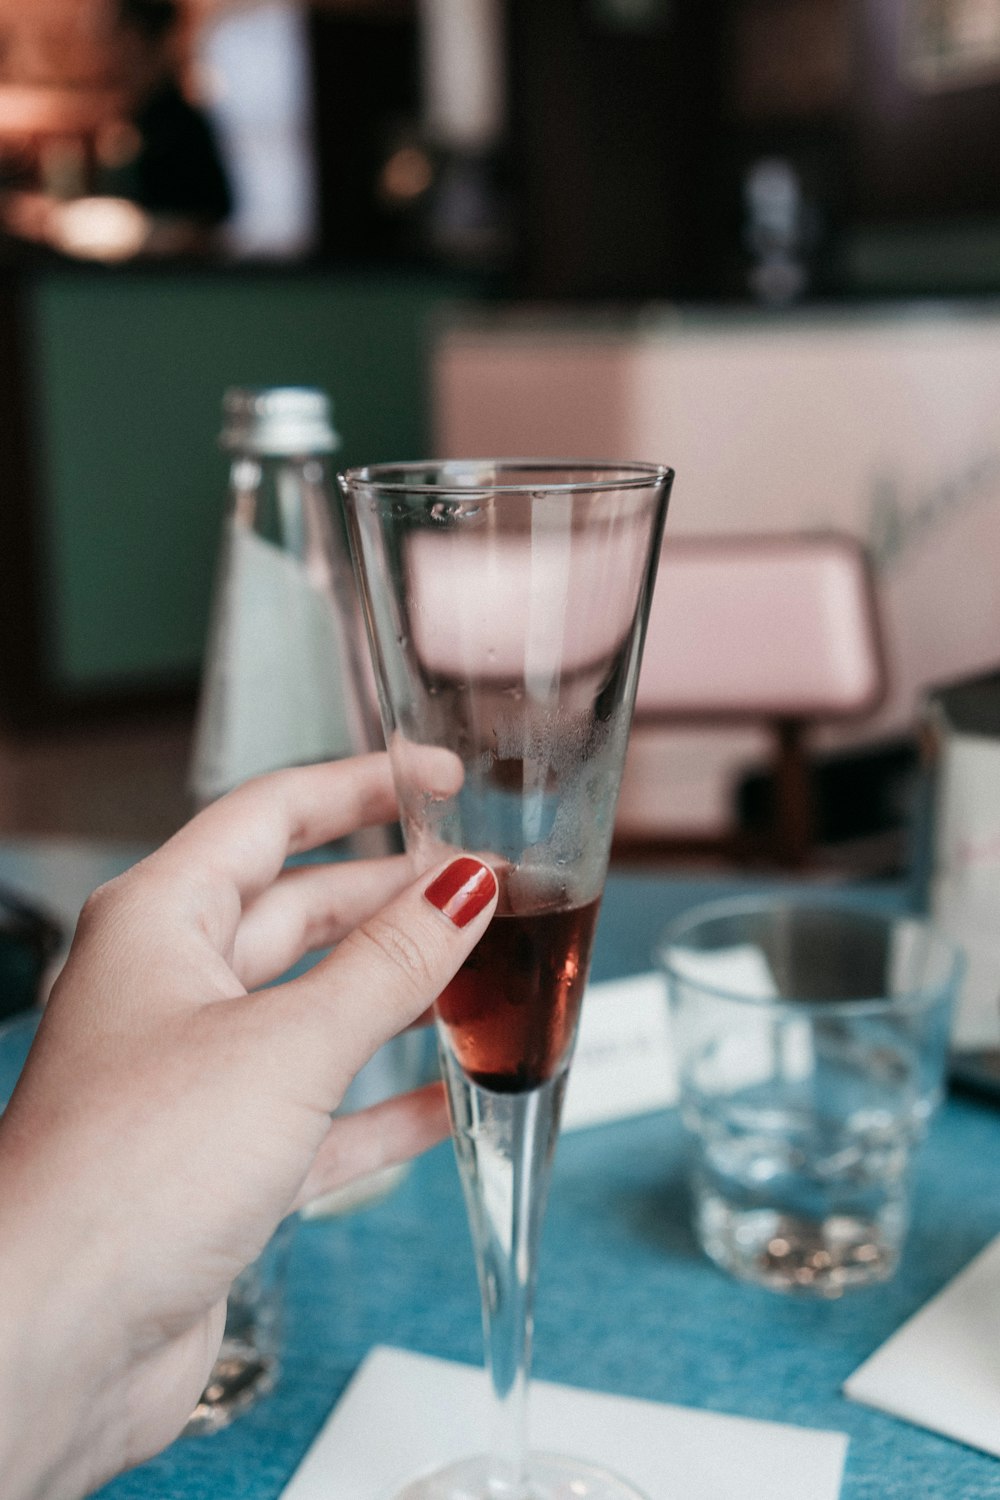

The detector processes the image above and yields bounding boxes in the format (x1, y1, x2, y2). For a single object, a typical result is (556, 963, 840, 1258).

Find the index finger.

(146, 754, 399, 913)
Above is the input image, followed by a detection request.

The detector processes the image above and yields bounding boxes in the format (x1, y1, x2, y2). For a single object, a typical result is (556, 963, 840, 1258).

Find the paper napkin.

(563, 973, 676, 1130)
(281, 1346, 849, 1500)
(845, 1233, 1000, 1457)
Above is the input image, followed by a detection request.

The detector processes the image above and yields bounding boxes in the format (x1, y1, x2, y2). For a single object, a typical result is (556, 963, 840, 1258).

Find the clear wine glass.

(339, 461, 673, 1500)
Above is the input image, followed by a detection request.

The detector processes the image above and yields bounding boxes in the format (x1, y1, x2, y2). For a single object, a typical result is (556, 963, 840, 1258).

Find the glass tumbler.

(658, 895, 963, 1295)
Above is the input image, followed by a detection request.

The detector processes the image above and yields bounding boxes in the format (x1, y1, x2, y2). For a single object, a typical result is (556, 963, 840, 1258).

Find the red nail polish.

(424, 858, 497, 929)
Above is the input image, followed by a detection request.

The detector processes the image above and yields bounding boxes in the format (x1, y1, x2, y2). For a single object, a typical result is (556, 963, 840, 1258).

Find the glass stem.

(441, 1049, 569, 1499)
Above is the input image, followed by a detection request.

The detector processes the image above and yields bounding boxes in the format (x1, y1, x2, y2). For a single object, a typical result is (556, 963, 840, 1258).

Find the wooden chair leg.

(772, 718, 813, 867)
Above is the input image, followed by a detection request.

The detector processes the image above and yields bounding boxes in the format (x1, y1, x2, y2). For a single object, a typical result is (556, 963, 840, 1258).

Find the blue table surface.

(92, 870, 1000, 1500)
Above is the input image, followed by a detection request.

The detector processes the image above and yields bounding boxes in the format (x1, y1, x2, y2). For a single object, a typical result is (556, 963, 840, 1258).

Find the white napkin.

(563, 973, 676, 1130)
(659, 942, 778, 1000)
(845, 1232, 1000, 1457)
(281, 1345, 849, 1500)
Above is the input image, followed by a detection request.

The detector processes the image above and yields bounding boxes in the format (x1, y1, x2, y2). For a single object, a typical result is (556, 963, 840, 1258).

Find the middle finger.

(233, 855, 414, 989)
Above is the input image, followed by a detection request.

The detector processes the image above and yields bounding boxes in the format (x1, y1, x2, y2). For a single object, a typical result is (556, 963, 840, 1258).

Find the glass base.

(697, 1190, 903, 1296)
(393, 1452, 649, 1500)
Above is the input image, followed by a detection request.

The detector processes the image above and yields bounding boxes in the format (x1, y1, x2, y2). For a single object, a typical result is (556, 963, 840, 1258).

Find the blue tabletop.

(95, 872, 1000, 1500)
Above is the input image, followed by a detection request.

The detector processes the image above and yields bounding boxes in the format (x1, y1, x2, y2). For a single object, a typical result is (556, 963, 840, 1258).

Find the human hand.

(0, 754, 496, 1500)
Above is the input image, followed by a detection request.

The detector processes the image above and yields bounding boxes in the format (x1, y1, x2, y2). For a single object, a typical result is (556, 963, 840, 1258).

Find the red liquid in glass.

(436, 896, 601, 1092)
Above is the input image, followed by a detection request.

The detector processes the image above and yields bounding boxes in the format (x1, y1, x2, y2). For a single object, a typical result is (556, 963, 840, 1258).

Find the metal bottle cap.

(220, 387, 341, 456)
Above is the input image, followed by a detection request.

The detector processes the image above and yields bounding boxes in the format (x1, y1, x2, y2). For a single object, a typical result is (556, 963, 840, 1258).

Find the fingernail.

(424, 857, 497, 929)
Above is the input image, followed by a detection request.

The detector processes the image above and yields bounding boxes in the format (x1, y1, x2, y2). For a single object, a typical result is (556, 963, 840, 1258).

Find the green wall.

(30, 269, 469, 693)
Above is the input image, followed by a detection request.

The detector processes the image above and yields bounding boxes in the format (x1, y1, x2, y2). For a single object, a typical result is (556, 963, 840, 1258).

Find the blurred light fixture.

(52, 196, 150, 261)
(378, 144, 434, 205)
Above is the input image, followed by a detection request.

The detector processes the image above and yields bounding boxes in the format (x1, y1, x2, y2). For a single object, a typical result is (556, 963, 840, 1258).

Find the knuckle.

(73, 867, 169, 954)
(76, 878, 124, 936)
(68, 875, 146, 979)
(353, 914, 438, 996)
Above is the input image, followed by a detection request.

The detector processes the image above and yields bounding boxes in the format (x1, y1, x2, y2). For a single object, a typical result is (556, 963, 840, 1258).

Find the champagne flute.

(339, 461, 673, 1500)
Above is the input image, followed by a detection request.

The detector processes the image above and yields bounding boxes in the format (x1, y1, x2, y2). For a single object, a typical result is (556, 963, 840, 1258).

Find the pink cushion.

(636, 534, 885, 721)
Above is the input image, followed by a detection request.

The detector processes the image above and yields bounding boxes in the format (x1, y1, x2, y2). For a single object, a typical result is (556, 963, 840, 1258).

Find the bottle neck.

(228, 453, 335, 556)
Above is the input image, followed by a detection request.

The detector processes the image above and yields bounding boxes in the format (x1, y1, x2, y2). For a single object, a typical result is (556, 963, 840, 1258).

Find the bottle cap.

(220, 387, 341, 456)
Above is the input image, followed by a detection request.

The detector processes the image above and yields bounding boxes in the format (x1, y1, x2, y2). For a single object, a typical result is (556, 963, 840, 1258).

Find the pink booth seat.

(624, 532, 887, 867)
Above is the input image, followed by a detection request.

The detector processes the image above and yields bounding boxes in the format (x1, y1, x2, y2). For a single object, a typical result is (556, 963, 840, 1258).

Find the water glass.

(186, 1030, 427, 1432)
(658, 896, 962, 1295)
(184, 1214, 296, 1434)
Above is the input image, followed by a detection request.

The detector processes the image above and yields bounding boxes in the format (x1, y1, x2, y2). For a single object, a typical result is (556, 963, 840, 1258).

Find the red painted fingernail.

(424, 857, 497, 929)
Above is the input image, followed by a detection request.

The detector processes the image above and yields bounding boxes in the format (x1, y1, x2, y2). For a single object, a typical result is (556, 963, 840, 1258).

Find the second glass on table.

(658, 895, 963, 1296)
(340, 461, 672, 1500)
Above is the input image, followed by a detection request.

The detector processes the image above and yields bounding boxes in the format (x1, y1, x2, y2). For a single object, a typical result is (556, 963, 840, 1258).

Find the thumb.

(272, 856, 497, 1101)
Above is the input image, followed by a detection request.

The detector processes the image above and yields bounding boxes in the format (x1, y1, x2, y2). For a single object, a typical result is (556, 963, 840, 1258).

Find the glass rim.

(338, 458, 674, 496)
(655, 892, 964, 1017)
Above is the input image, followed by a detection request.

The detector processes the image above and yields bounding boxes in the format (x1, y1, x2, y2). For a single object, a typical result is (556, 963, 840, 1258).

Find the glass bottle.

(190, 386, 385, 825)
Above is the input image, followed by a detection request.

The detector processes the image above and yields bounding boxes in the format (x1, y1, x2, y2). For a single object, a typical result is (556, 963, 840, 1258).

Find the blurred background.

(1, 0, 999, 865)
(7, 0, 1000, 292)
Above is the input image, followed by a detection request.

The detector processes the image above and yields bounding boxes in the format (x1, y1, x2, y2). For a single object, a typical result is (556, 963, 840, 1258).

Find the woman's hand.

(0, 754, 495, 1500)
